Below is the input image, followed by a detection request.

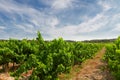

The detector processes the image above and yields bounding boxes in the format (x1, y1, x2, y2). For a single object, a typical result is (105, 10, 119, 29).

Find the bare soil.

(72, 47, 114, 80)
(0, 63, 19, 80)
(0, 72, 14, 80)
(0, 69, 32, 80)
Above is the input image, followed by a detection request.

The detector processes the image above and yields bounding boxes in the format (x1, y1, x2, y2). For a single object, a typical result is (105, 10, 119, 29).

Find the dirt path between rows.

(72, 47, 114, 80)
(0, 72, 14, 80)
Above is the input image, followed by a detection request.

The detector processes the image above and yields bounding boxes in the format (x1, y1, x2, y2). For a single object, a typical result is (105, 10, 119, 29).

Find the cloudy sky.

(0, 0, 120, 40)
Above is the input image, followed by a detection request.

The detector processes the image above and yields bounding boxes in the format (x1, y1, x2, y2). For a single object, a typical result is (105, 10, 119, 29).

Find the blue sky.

(0, 0, 120, 40)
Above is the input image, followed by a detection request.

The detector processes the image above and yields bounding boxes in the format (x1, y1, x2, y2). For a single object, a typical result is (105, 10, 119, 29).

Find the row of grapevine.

(0, 31, 102, 80)
(104, 36, 120, 80)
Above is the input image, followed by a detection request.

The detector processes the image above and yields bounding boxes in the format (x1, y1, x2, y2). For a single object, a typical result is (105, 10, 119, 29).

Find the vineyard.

(104, 36, 120, 80)
(0, 31, 119, 80)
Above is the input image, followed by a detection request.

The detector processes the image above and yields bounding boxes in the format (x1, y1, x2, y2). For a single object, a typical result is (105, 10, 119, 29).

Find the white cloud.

(30, 19, 39, 27)
(112, 23, 120, 31)
(49, 13, 108, 38)
(0, 0, 60, 35)
(77, 14, 107, 33)
(15, 24, 35, 33)
(98, 0, 112, 11)
(46, 18, 59, 28)
(41, 0, 74, 10)
(0, 26, 5, 30)
(51, 0, 74, 10)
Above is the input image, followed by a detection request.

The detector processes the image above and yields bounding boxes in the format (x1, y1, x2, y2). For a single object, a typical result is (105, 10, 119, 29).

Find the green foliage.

(37, 31, 44, 43)
(104, 36, 120, 80)
(115, 36, 120, 49)
(0, 47, 16, 65)
(0, 47, 17, 72)
(73, 42, 101, 64)
(0, 31, 102, 80)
